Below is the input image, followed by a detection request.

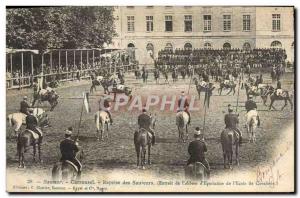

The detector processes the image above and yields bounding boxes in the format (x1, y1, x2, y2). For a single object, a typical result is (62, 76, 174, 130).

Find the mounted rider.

(276, 80, 283, 96)
(137, 108, 155, 145)
(25, 108, 43, 142)
(224, 104, 242, 145)
(245, 95, 260, 127)
(187, 127, 210, 177)
(60, 127, 82, 177)
(20, 96, 31, 115)
(177, 91, 191, 125)
(99, 96, 113, 125)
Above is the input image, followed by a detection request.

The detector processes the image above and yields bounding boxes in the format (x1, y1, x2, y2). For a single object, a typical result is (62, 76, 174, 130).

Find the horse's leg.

(177, 126, 181, 142)
(106, 123, 109, 139)
(226, 88, 232, 95)
(288, 97, 293, 111)
(223, 151, 226, 169)
(136, 145, 140, 167)
(236, 143, 240, 166)
(148, 144, 151, 165)
(38, 143, 42, 162)
(33, 144, 36, 162)
(185, 124, 189, 141)
(281, 99, 287, 111)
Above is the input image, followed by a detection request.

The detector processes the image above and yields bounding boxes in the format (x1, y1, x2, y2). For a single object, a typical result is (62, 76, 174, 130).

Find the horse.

(7, 108, 48, 136)
(90, 76, 104, 94)
(193, 78, 215, 100)
(134, 114, 157, 169)
(32, 89, 59, 111)
(245, 110, 259, 142)
(184, 162, 209, 181)
(218, 80, 236, 95)
(154, 70, 160, 84)
(171, 70, 178, 82)
(244, 83, 269, 105)
(267, 88, 293, 111)
(142, 70, 148, 83)
(176, 111, 189, 142)
(94, 110, 110, 141)
(52, 150, 84, 181)
(17, 128, 43, 168)
(220, 128, 240, 169)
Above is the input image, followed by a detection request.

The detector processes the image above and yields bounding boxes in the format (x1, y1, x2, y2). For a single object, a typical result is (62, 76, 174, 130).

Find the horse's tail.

(176, 113, 184, 128)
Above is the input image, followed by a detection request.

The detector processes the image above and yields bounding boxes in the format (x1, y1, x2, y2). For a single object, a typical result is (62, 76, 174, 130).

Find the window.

(271, 41, 282, 48)
(223, 42, 231, 50)
(127, 16, 135, 32)
(272, 14, 281, 31)
(204, 42, 212, 49)
(146, 43, 154, 58)
(243, 15, 251, 31)
(165, 43, 173, 51)
(184, 15, 193, 32)
(165, 16, 173, 32)
(184, 43, 193, 50)
(223, 15, 231, 31)
(203, 15, 212, 31)
(146, 16, 154, 32)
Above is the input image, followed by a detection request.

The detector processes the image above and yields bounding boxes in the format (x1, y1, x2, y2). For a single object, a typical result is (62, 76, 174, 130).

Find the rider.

(60, 127, 82, 177)
(187, 127, 210, 177)
(245, 95, 260, 127)
(177, 91, 191, 125)
(26, 108, 43, 142)
(138, 108, 156, 145)
(224, 104, 242, 145)
(20, 96, 31, 115)
(99, 96, 113, 125)
(276, 80, 283, 96)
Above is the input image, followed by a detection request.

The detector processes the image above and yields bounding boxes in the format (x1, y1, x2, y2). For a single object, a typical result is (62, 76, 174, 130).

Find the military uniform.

(224, 112, 242, 143)
(187, 139, 210, 171)
(138, 112, 155, 145)
(60, 138, 82, 172)
(26, 114, 42, 141)
(245, 99, 257, 112)
(20, 100, 30, 115)
(178, 96, 191, 124)
(99, 98, 113, 124)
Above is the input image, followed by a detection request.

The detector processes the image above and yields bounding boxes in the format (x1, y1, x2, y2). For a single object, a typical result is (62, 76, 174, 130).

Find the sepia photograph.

(5, 5, 295, 193)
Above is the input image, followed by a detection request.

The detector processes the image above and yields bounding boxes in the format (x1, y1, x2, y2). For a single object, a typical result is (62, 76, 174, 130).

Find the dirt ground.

(6, 72, 294, 182)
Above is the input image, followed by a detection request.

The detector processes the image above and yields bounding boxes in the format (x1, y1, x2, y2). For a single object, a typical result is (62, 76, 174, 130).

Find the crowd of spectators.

(156, 48, 287, 69)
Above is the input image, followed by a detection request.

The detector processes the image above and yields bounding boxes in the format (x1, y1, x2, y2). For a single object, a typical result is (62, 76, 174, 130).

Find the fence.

(6, 64, 137, 90)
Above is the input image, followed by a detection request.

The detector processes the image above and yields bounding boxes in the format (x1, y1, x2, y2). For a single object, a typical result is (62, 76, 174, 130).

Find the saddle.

(62, 160, 79, 172)
(25, 128, 42, 140)
(139, 128, 153, 142)
(276, 89, 283, 96)
(222, 128, 239, 141)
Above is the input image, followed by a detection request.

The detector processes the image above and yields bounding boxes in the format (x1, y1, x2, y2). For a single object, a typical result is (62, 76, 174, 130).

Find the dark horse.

(134, 115, 156, 169)
(52, 150, 84, 181)
(220, 128, 240, 169)
(32, 90, 59, 111)
(218, 80, 236, 96)
(90, 76, 113, 94)
(266, 86, 293, 111)
(193, 78, 215, 100)
(17, 129, 43, 168)
(142, 70, 148, 83)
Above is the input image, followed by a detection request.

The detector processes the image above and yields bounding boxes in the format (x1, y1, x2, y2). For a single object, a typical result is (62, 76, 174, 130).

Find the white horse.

(94, 110, 110, 141)
(176, 111, 190, 142)
(7, 108, 47, 136)
(245, 110, 259, 142)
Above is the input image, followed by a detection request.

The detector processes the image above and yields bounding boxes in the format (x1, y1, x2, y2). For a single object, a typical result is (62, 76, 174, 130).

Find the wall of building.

(112, 6, 294, 65)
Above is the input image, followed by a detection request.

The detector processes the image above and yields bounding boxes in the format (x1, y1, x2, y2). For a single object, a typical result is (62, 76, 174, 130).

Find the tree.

(6, 6, 117, 52)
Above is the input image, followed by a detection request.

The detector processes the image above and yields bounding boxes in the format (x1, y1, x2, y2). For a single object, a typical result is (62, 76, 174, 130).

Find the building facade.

(111, 6, 294, 65)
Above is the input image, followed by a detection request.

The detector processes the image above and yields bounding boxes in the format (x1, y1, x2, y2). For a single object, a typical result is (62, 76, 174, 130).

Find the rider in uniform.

(25, 108, 43, 142)
(187, 127, 210, 177)
(276, 80, 283, 96)
(224, 104, 242, 144)
(245, 95, 260, 127)
(99, 96, 113, 125)
(20, 96, 31, 115)
(137, 108, 155, 145)
(60, 127, 82, 177)
(177, 91, 191, 125)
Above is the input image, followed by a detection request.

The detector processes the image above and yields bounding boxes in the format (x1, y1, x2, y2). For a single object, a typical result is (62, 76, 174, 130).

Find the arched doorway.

(271, 40, 282, 48)
(184, 43, 193, 50)
(165, 43, 173, 51)
(243, 42, 251, 51)
(127, 43, 135, 61)
(223, 42, 231, 50)
(146, 43, 154, 59)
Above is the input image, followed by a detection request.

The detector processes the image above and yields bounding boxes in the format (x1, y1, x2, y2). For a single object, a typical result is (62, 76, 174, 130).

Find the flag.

(83, 92, 91, 113)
